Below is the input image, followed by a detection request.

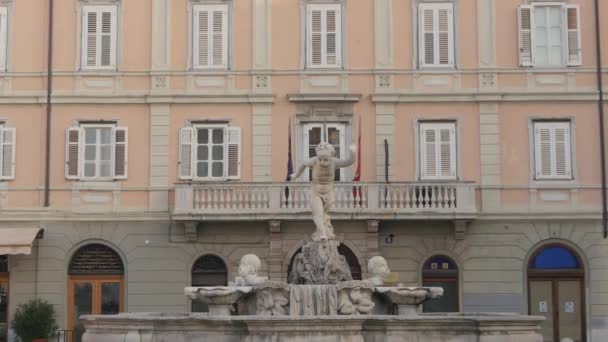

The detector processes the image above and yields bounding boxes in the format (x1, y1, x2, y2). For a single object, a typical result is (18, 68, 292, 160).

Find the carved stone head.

(367, 256, 390, 286)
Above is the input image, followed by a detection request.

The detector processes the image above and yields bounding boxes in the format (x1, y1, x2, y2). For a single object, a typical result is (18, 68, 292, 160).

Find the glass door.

(68, 276, 123, 342)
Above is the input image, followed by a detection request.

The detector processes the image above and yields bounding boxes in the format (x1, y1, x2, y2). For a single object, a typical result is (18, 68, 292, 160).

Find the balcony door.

(67, 244, 124, 342)
(302, 123, 345, 181)
(528, 245, 585, 342)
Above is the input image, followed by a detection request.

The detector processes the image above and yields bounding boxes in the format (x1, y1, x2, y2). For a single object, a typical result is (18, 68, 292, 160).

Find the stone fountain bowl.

(376, 287, 444, 305)
(184, 286, 252, 305)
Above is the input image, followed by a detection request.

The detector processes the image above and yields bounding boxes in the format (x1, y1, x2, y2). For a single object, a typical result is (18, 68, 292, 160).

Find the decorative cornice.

(287, 93, 361, 103)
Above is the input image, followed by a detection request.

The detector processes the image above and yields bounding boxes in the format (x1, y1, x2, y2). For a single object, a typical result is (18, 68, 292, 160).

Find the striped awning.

(0, 228, 42, 255)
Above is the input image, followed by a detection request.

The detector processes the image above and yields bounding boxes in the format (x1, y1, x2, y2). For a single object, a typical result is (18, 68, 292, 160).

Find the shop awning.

(0, 228, 42, 255)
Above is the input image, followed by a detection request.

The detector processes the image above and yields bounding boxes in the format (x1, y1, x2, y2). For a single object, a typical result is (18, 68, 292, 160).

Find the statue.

(235, 254, 267, 286)
(291, 142, 357, 241)
(366, 256, 390, 286)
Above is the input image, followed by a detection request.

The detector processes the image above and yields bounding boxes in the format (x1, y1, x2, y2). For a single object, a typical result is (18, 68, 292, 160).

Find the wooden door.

(529, 277, 584, 342)
(67, 275, 123, 342)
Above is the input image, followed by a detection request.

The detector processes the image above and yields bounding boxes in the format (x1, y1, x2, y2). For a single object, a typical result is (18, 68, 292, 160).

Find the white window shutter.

(326, 7, 341, 66)
(554, 124, 572, 178)
(226, 126, 241, 180)
(113, 127, 128, 179)
(419, 3, 453, 68)
(179, 127, 194, 180)
(439, 125, 456, 178)
(420, 123, 456, 180)
(419, 6, 434, 67)
(0, 7, 8, 71)
(193, 5, 227, 69)
(518, 5, 534, 67)
(437, 7, 453, 66)
(534, 125, 552, 178)
(193, 7, 209, 68)
(565, 5, 581, 66)
(307, 4, 341, 68)
(212, 9, 228, 67)
(0, 127, 15, 180)
(420, 126, 437, 179)
(309, 8, 322, 67)
(66, 127, 81, 179)
(82, 6, 117, 69)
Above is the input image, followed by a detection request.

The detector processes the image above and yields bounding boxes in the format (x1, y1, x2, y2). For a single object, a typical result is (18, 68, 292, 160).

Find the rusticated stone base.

(81, 312, 544, 342)
(288, 240, 352, 284)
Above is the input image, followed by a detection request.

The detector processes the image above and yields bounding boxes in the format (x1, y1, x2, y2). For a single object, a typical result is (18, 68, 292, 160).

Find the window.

(0, 7, 8, 71)
(419, 122, 456, 180)
(81, 5, 117, 70)
(179, 124, 241, 181)
(306, 3, 342, 68)
(418, 2, 454, 68)
(533, 121, 572, 180)
(302, 123, 345, 181)
(65, 124, 128, 180)
(191, 254, 227, 312)
(518, 4, 581, 67)
(192, 4, 228, 69)
(0, 125, 15, 180)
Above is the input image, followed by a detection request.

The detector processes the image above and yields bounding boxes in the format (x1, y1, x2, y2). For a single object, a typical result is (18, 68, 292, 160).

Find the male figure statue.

(291, 142, 356, 241)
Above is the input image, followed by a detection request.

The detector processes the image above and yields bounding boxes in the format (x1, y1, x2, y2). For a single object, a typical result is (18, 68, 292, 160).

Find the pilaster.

(366, 220, 380, 260)
(374, 0, 393, 69)
(375, 103, 395, 181)
(252, 104, 273, 181)
(268, 220, 283, 281)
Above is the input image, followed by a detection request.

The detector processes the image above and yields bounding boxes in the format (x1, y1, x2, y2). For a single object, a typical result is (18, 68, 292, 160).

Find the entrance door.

(67, 276, 123, 342)
(528, 245, 585, 342)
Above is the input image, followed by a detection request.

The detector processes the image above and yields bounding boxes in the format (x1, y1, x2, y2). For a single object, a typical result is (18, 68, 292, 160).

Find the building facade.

(0, 0, 607, 341)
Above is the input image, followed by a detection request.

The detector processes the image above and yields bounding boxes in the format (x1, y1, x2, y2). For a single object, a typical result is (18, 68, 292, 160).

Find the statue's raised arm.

(335, 144, 357, 168)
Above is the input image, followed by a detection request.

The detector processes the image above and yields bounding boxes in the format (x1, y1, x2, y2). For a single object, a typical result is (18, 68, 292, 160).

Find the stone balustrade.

(173, 181, 477, 220)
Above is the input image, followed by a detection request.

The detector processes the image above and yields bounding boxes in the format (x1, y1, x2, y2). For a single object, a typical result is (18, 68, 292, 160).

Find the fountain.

(80, 143, 543, 341)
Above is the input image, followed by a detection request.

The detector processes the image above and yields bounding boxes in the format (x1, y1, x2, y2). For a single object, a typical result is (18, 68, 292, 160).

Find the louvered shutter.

(226, 127, 241, 180)
(518, 5, 534, 67)
(179, 127, 194, 180)
(418, 3, 453, 68)
(534, 122, 572, 179)
(0, 7, 8, 71)
(113, 127, 128, 179)
(82, 6, 117, 69)
(0, 127, 15, 180)
(420, 123, 456, 180)
(307, 4, 341, 68)
(565, 5, 581, 66)
(66, 127, 81, 179)
(193, 5, 228, 69)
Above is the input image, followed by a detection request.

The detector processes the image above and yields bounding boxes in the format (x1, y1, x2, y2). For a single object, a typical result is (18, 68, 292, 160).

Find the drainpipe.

(594, 0, 607, 238)
(43, 0, 54, 207)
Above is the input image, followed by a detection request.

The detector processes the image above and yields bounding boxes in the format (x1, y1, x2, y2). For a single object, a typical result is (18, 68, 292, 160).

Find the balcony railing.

(173, 182, 477, 220)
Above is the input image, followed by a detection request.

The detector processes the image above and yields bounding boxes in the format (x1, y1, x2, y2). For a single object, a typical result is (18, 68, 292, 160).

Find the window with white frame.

(419, 122, 456, 180)
(518, 4, 581, 67)
(301, 123, 345, 181)
(418, 2, 454, 68)
(179, 124, 241, 180)
(0, 7, 8, 71)
(65, 124, 128, 180)
(81, 5, 117, 70)
(533, 121, 572, 180)
(192, 4, 228, 69)
(306, 3, 342, 68)
(0, 124, 15, 180)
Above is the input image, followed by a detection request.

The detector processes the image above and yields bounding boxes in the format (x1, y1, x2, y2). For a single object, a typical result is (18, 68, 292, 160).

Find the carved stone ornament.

(254, 281, 290, 316)
(336, 280, 375, 315)
(288, 240, 353, 285)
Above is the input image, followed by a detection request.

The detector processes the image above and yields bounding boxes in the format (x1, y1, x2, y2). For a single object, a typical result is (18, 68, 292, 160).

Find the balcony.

(173, 182, 477, 221)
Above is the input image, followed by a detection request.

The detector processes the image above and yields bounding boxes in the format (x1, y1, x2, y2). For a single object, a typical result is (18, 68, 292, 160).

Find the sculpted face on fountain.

(367, 256, 390, 286)
(235, 254, 268, 286)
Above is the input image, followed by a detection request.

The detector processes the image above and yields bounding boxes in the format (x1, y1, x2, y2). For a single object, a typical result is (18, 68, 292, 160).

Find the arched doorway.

(191, 254, 227, 312)
(287, 243, 362, 281)
(528, 244, 585, 342)
(0, 256, 8, 342)
(421, 255, 459, 313)
(67, 244, 124, 342)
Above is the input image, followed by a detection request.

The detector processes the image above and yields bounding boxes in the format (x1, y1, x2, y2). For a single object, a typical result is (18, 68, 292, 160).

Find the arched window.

(191, 254, 227, 312)
(422, 255, 458, 313)
(68, 244, 124, 341)
(287, 243, 362, 281)
(527, 244, 585, 342)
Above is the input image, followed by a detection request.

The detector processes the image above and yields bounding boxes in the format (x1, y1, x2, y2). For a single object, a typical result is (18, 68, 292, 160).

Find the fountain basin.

(80, 312, 544, 342)
(184, 286, 252, 316)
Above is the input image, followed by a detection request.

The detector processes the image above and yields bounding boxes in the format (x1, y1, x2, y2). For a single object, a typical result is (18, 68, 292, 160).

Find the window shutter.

(307, 4, 341, 68)
(565, 5, 581, 66)
(439, 125, 456, 178)
(193, 5, 227, 69)
(82, 6, 117, 69)
(419, 3, 453, 68)
(534, 125, 552, 178)
(113, 127, 128, 179)
(518, 5, 534, 67)
(420, 126, 437, 179)
(226, 126, 241, 180)
(66, 127, 81, 179)
(0, 127, 15, 180)
(0, 7, 8, 71)
(554, 124, 572, 178)
(179, 127, 194, 180)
